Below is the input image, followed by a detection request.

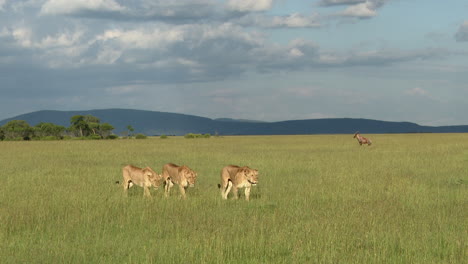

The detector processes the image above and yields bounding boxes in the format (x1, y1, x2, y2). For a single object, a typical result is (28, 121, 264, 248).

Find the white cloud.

(324, 0, 390, 20)
(2, 19, 451, 76)
(40, 0, 125, 15)
(174, 58, 200, 67)
(84, 27, 188, 66)
(37, 0, 222, 23)
(105, 84, 144, 95)
(95, 28, 185, 50)
(319, 0, 364, 6)
(0, 0, 6, 11)
(289, 48, 304, 57)
(227, 0, 272, 12)
(272, 13, 321, 28)
(7, 26, 85, 50)
(136, 0, 218, 20)
(318, 48, 446, 67)
(238, 13, 321, 28)
(405, 87, 428, 96)
(12, 27, 33, 48)
(6, 0, 45, 12)
(94, 48, 121, 65)
(455, 21, 468, 42)
(339, 2, 377, 18)
(199, 23, 263, 46)
(3, 26, 88, 68)
(38, 31, 84, 49)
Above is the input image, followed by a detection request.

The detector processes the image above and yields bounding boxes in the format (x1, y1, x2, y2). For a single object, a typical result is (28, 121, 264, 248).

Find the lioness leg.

(143, 186, 152, 197)
(122, 169, 131, 196)
(232, 186, 239, 200)
(220, 181, 228, 199)
(164, 180, 174, 197)
(219, 181, 227, 199)
(223, 181, 233, 200)
(220, 169, 230, 199)
(179, 185, 187, 199)
(244, 187, 251, 201)
(123, 180, 132, 196)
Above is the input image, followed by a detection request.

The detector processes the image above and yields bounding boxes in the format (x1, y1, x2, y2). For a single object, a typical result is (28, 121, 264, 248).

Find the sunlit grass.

(0, 134, 466, 263)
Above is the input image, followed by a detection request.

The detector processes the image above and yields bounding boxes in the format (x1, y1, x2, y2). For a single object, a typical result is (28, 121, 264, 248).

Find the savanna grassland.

(0, 134, 466, 263)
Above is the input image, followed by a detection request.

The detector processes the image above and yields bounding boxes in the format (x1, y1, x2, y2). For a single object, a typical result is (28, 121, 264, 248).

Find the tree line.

(0, 115, 130, 141)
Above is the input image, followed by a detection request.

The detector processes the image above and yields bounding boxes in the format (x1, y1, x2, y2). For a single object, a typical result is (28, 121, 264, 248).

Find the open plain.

(0, 134, 466, 263)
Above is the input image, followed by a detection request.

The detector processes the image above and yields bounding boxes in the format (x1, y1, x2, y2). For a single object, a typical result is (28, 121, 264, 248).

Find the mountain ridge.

(1, 108, 467, 135)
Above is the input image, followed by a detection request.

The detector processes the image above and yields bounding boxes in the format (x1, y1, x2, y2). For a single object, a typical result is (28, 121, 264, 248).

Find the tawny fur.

(121, 165, 163, 197)
(162, 163, 197, 199)
(218, 165, 258, 201)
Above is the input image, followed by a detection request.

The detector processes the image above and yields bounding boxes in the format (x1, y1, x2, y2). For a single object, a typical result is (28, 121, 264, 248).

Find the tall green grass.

(0, 134, 466, 263)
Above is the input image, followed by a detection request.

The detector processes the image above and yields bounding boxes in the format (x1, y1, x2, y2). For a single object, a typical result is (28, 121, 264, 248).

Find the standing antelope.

(353, 132, 372, 146)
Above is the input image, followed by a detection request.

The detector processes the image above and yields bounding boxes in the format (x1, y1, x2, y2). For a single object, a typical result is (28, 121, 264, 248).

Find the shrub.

(184, 133, 195, 139)
(106, 134, 119, 140)
(4, 137, 24, 141)
(184, 133, 211, 139)
(160, 134, 168, 139)
(135, 133, 147, 139)
(87, 134, 102, 140)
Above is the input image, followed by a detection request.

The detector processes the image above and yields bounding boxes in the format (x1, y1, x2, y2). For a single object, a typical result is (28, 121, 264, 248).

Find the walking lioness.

(162, 163, 197, 198)
(218, 165, 258, 201)
(121, 165, 164, 197)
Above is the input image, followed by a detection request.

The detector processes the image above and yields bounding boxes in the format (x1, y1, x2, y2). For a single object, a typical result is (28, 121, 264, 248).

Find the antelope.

(353, 132, 372, 146)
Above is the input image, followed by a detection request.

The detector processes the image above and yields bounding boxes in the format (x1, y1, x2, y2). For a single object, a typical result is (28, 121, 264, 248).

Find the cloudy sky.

(0, 0, 467, 126)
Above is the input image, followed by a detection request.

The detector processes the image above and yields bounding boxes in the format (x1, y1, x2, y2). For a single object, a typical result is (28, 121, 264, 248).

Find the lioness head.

(145, 168, 163, 188)
(182, 167, 197, 187)
(242, 167, 258, 185)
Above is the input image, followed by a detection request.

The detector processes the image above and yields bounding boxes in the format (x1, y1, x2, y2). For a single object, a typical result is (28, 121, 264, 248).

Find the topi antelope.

(353, 132, 372, 146)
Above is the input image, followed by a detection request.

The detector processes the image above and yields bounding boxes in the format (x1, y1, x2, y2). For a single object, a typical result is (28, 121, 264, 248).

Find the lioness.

(218, 165, 258, 201)
(162, 163, 197, 198)
(120, 165, 164, 197)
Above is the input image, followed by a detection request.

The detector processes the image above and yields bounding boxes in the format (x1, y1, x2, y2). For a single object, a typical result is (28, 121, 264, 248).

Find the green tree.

(2, 120, 33, 140)
(69, 115, 115, 139)
(135, 133, 147, 139)
(0, 127, 4, 141)
(69, 115, 103, 137)
(35, 122, 65, 138)
(99, 123, 114, 138)
(88, 122, 100, 136)
(70, 115, 89, 137)
(84, 115, 100, 135)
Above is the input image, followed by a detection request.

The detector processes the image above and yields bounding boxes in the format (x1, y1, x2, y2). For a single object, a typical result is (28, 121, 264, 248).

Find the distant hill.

(1, 108, 468, 135)
(214, 118, 267, 123)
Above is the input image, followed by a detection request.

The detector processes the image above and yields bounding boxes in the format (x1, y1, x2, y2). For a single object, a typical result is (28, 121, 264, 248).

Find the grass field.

(0, 134, 466, 263)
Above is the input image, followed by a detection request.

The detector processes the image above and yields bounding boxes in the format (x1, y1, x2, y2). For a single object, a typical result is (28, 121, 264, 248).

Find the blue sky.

(0, 0, 467, 126)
